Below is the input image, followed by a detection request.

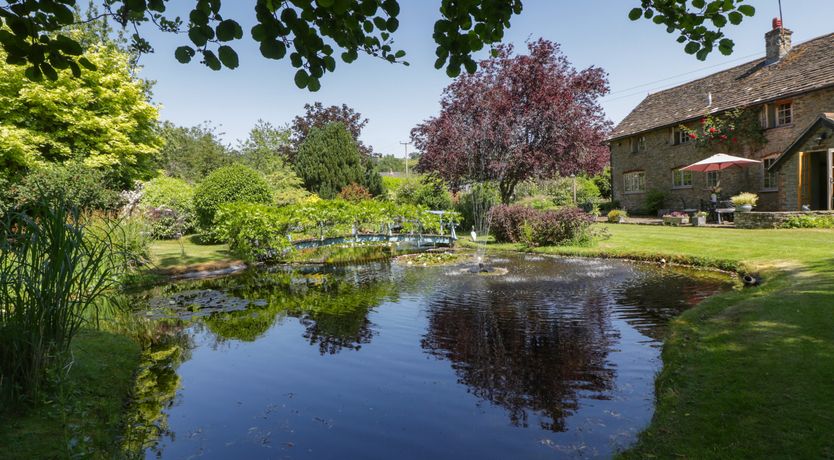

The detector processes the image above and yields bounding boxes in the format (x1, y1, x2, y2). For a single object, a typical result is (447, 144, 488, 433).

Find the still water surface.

(127, 254, 732, 459)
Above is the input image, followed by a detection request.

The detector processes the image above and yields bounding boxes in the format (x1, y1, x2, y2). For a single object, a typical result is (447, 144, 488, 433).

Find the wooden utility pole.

(400, 141, 411, 177)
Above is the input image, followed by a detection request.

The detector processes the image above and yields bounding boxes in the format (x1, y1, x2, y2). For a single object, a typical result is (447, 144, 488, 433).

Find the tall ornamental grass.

(0, 203, 123, 403)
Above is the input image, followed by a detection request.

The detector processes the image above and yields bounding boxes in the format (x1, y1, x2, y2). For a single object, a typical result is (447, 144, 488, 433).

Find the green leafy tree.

(237, 120, 308, 205)
(295, 123, 382, 199)
(0, 40, 162, 187)
(155, 121, 233, 183)
(237, 119, 291, 170)
(0, 1, 756, 91)
(290, 103, 373, 157)
(376, 154, 406, 174)
(628, 1, 757, 60)
(193, 164, 272, 241)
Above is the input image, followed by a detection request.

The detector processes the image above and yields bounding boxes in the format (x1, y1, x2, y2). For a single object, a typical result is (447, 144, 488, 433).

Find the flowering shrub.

(489, 204, 594, 246)
(663, 211, 689, 218)
(679, 108, 767, 152)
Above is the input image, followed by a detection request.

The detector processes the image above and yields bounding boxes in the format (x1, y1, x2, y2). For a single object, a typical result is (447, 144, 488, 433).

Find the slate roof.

(609, 32, 834, 141)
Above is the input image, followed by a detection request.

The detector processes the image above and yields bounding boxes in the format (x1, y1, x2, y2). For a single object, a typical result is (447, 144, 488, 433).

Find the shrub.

(644, 189, 667, 216)
(414, 176, 453, 210)
(731, 192, 758, 207)
(14, 162, 120, 211)
(522, 207, 595, 247)
(263, 163, 310, 206)
(591, 167, 612, 200)
(607, 209, 627, 222)
(488, 204, 538, 243)
(140, 176, 196, 239)
(516, 176, 601, 208)
(0, 174, 11, 218)
(781, 214, 834, 229)
(382, 176, 407, 198)
(457, 182, 501, 234)
(215, 203, 294, 261)
(489, 204, 594, 246)
(193, 164, 272, 242)
(338, 183, 373, 202)
(394, 176, 453, 210)
(515, 195, 558, 211)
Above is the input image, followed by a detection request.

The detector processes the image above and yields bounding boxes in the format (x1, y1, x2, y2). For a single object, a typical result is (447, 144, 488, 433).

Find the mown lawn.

(148, 235, 237, 272)
(475, 224, 834, 458)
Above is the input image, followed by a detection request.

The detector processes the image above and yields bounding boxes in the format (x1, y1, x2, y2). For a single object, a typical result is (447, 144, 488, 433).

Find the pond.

(123, 254, 733, 459)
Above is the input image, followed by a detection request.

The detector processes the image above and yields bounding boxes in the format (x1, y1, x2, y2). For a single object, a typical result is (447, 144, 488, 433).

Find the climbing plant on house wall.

(679, 108, 767, 153)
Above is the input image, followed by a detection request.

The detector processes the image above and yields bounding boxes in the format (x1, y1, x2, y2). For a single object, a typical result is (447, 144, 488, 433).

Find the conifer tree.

(295, 123, 381, 199)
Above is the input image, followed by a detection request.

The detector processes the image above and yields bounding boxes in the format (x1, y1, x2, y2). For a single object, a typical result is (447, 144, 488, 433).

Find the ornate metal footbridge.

(291, 233, 457, 250)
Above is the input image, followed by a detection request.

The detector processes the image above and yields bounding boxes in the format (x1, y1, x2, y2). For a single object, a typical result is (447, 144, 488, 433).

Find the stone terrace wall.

(735, 211, 834, 229)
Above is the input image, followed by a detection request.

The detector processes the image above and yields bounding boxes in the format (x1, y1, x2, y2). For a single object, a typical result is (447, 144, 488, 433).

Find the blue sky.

(135, 1, 833, 156)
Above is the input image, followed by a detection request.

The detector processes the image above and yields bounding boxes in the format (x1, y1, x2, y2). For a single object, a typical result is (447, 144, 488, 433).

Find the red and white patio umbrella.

(681, 153, 761, 172)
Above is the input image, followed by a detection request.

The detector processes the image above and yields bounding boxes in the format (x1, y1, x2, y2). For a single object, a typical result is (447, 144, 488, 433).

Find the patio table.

(715, 207, 735, 224)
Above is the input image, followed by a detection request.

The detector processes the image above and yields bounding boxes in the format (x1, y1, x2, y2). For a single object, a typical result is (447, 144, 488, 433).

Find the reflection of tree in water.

(121, 322, 192, 458)
(613, 270, 731, 341)
(421, 284, 616, 432)
(194, 264, 401, 354)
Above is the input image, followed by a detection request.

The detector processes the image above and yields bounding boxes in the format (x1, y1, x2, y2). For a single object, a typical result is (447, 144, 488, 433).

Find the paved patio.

(595, 216, 736, 227)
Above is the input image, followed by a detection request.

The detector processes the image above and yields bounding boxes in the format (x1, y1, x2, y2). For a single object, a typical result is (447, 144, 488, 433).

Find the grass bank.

(0, 329, 141, 459)
(472, 224, 834, 458)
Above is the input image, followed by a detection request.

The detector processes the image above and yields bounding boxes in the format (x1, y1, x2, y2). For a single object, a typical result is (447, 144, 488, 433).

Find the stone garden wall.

(735, 211, 834, 229)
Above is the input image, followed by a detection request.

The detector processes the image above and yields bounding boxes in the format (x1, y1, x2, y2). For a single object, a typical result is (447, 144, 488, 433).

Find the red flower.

(708, 127, 717, 133)
(720, 134, 728, 140)
(688, 133, 697, 139)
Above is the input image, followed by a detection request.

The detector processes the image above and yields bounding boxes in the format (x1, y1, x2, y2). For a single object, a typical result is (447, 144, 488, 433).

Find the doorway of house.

(805, 149, 834, 210)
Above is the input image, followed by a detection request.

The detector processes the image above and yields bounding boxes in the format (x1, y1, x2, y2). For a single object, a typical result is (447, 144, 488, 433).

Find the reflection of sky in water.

(128, 255, 733, 459)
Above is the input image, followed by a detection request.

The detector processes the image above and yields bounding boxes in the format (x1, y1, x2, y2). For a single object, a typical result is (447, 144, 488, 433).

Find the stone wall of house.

(611, 86, 834, 214)
(735, 210, 834, 229)
(778, 117, 834, 210)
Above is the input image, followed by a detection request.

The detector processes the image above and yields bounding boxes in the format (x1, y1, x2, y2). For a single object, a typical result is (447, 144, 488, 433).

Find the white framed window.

(762, 102, 793, 128)
(763, 157, 778, 190)
(673, 127, 690, 145)
(624, 171, 646, 193)
(706, 171, 720, 188)
(672, 168, 693, 188)
(776, 103, 792, 126)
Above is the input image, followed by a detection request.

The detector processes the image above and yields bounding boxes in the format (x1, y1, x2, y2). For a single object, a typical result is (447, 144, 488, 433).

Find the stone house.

(608, 21, 834, 213)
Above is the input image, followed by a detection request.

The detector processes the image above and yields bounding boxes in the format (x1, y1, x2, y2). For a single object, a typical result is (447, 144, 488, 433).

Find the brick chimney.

(765, 17, 792, 65)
